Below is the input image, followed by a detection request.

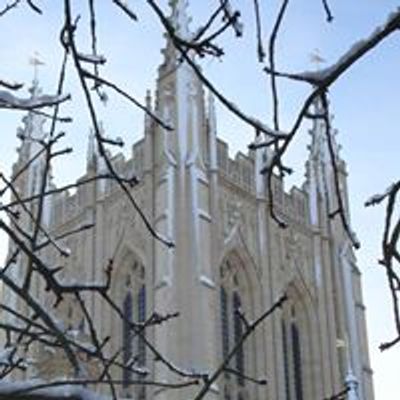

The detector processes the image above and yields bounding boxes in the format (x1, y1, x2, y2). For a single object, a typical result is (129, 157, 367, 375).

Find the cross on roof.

(29, 51, 45, 81)
(309, 49, 326, 69)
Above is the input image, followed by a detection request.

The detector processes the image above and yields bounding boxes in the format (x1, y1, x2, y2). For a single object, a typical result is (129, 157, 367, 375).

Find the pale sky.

(0, 1, 399, 399)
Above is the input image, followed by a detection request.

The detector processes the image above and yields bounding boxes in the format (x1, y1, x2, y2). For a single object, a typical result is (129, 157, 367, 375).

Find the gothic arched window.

(137, 282, 147, 400)
(219, 258, 251, 400)
(282, 319, 291, 400)
(233, 292, 244, 386)
(291, 321, 303, 400)
(122, 292, 133, 390)
(121, 261, 147, 399)
(281, 305, 304, 400)
(137, 284, 146, 366)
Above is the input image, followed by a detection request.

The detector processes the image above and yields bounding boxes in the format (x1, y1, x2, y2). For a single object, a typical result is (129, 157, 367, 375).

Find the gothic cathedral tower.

(4, 2, 374, 400)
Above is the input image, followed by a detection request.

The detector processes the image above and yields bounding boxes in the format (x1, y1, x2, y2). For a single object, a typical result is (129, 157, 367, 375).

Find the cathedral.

(4, 2, 374, 400)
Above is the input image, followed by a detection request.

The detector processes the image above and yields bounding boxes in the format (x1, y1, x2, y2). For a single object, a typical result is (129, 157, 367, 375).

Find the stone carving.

(221, 191, 258, 261)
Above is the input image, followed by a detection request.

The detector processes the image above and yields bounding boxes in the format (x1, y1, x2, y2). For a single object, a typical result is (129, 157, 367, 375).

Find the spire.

(306, 94, 348, 225)
(15, 78, 46, 158)
(308, 96, 341, 164)
(155, 0, 206, 165)
(13, 76, 52, 207)
(160, 0, 191, 72)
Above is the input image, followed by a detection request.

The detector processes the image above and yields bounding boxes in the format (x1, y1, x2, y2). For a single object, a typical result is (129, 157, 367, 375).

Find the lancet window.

(121, 261, 147, 399)
(281, 305, 304, 400)
(219, 257, 252, 400)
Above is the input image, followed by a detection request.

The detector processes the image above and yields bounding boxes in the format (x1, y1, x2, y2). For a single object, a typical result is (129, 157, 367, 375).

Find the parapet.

(216, 138, 309, 226)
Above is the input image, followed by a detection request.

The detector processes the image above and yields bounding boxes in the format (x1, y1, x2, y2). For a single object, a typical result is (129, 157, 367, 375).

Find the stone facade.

(4, 2, 374, 400)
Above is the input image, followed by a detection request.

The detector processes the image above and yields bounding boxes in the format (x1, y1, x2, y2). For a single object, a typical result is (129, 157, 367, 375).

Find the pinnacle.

(169, 0, 191, 38)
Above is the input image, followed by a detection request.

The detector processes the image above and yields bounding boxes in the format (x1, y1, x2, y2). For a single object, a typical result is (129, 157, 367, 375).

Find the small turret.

(253, 133, 267, 199)
(144, 89, 153, 133)
(85, 122, 106, 191)
(143, 90, 154, 175)
(154, 0, 207, 166)
(86, 128, 97, 171)
(207, 91, 217, 172)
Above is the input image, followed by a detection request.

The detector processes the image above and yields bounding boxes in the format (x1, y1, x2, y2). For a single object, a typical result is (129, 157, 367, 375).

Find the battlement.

(271, 175, 309, 225)
(46, 132, 312, 231)
(216, 138, 255, 192)
(51, 138, 147, 228)
(216, 138, 309, 226)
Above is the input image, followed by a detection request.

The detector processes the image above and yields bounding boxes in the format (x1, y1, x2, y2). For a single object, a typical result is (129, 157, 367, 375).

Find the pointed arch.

(280, 279, 315, 400)
(217, 240, 263, 400)
(219, 224, 263, 295)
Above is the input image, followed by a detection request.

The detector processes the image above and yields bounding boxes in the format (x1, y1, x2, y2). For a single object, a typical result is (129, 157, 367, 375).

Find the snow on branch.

(77, 53, 107, 65)
(364, 180, 400, 351)
(0, 91, 71, 110)
(270, 7, 400, 87)
(365, 181, 400, 207)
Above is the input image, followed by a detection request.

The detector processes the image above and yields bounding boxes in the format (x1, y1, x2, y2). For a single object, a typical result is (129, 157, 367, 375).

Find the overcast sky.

(0, 1, 399, 398)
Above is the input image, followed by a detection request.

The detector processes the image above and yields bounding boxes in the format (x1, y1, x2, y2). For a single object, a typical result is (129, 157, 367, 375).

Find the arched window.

(137, 284, 146, 366)
(291, 321, 303, 400)
(233, 292, 244, 386)
(137, 282, 146, 400)
(122, 291, 133, 390)
(219, 258, 251, 400)
(121, 261, 146, 399)
(281, 319, 291, 400)
(220, 286, 230, 365)
(281, 305, 303, 400)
